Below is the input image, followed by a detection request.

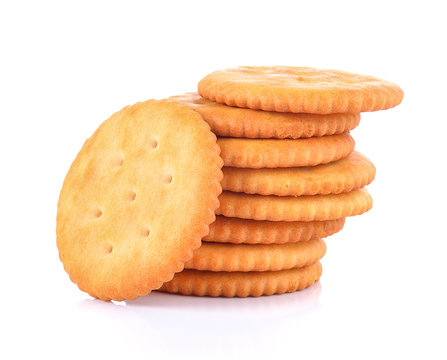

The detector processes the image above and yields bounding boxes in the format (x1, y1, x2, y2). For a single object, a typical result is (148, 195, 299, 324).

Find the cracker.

(168, 92, 360, 138)
(218, 133, 354, 168)
(205, 216, 345, 244)
(159, 262, 322, 297)
(217, 189, 372, 221)
(184, 238, 326, 272)
(222, 151, 375, 196)
(198, 66, 404, 114)
(56, 100, 223, 301)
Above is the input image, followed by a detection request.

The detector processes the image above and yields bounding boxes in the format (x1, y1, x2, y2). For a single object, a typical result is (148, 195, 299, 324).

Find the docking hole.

(149, 139, 158, 149)
(163, 174, 173, 184)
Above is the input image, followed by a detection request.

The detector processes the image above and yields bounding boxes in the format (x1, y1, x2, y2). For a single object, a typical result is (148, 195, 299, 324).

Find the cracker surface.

(185, 239, 326, 272)
(218, 133, 354, 168)
(205, 216, 345, 244)
(217, 189, 372, 221)
(199, 66, 404, 114)
(222, 151, 375, 196)
(57, 100, 223, 301)
(159, 262, 322, 297)
(168, 92, 360, 138)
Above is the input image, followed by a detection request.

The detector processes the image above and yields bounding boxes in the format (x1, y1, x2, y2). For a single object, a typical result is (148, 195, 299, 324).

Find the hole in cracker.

(95, 209, 103, 218)
(105, 244, 113, 254)
(115, 154, 124, 167)
(143, 228, 150, 237)
(148, 138, 158, 149)
(129, 190, 137, 201)
(163, 173, 173, 184)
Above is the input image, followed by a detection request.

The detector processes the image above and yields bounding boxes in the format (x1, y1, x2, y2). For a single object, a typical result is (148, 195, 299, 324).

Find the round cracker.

(218, 132, 354, 168)
(57, 100, 223, 301)
(222, 151, 375, 196)
(168, 92, 360, 138)
(198, 66, 404, 114)
(159, 262, 322, 297)
(205, 216, 345, 244)
(217, 189, 372, 221)
(185, 238, 326, 272)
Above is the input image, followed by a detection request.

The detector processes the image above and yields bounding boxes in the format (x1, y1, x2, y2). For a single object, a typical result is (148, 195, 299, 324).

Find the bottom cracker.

(158, 261, 322, 297)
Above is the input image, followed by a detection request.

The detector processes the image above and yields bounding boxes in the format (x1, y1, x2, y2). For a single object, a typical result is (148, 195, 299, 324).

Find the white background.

(1, 1, 446, 359)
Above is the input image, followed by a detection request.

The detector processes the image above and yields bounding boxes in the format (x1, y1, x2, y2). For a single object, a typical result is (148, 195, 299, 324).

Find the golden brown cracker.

(222, 151, 375, 196)
(159, 261, 322, 297)
(217, 189, 372, 221)
(185, 238, 326, 272)
(218, 132, 354, 168)
(168, 92, 360, 138)
(198, 66, 404, 114)
(205, 216, 345, 244)
(57, 100, 223, 301)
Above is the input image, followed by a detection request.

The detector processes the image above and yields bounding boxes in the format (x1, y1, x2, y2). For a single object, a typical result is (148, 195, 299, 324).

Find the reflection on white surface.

(79, 280, 321, 312)
(127, 280, 321, 313)
(77, 282, 322, 357)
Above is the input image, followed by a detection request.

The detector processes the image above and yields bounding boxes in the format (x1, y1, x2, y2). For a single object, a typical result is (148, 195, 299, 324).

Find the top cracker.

(56, 100, 223, 301)
(198, 66, 403, 114)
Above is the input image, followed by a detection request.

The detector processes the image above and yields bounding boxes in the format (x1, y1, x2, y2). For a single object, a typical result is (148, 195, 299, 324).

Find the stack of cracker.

(160, 67, 403, 297)
(56, 66, 402, 301)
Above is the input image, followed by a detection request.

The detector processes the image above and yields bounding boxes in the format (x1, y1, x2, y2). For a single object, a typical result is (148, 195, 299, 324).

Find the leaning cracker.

(205, 216, 345, 244)
(198, 66, 403, 114)
(57, 100, 223, 301)
(217, 189, 372, 221)
(222, 151, 375, 196)
(185, 238, 326, 272)
(159, 262, 322, 297)
(168, 92, 360, 138)
(218, 133, 354, 168)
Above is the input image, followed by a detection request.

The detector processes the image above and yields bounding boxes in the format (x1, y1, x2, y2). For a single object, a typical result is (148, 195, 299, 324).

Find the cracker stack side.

(160, 66, 403, 297)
